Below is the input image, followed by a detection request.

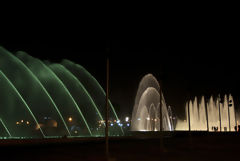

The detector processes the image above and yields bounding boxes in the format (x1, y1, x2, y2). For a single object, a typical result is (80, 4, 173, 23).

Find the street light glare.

(68, 117, 73, 122)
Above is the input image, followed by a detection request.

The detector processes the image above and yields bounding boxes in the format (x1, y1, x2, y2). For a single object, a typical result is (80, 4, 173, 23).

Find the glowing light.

(127, 123, 130, 126)
(110, 123, 113, 126)
(0, 47, 125, 138)
(125, 117, 129, 122)
(146, 117, 150, 120)
(137, 118, 141, 121)
(36, 124, 40, 130)
(74, 130, 78, 134)
(117, 120, 120, 123)
(68, 117, 73, 122)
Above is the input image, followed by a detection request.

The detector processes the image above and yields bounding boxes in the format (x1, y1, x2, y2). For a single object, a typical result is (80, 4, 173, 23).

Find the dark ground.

(1, 132, 240, 161)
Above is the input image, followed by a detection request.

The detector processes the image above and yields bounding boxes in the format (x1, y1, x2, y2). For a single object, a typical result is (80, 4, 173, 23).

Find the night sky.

(0, 39, 239, 119)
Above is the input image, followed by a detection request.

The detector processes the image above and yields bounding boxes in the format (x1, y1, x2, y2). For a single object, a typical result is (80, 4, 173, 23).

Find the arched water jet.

(0, 118, 12, 137)
(132, 87, 159, 131)
(49, 64, 104, 135)
(160, 100, 173, 131)
(131, 74, 173, 131)
(16, 51, 91, 136)
(0, 47, 125, 138)
(61, 60, 124, 135)
(132, 74, 160, 122)
(0, 71, 45, 137)
(0, 47, 70, 136)
(15, 51, 72, 136)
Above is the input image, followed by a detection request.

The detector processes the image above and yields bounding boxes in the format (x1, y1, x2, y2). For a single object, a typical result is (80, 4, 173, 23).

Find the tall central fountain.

(131, 74, 173, 131)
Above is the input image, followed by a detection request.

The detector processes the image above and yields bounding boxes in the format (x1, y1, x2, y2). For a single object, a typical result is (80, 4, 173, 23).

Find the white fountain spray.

(176, 94, 237, 132)
(131, 74, 173, 131)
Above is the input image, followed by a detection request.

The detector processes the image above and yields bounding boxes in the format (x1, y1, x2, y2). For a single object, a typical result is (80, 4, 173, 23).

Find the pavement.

(0, 132, 240, 161)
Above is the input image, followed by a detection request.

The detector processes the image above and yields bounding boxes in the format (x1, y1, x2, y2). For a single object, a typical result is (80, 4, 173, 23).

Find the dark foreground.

(1, 132, 240, 161)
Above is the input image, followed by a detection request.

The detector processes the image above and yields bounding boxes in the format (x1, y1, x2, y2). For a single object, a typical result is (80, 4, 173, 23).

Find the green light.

(0, 118, 11, 137)
(63, 60, 124, 135)
(76, 63, 124, 135)
(0, 70, 45, 137)
(37, 60, 92, 136)
(54, 64, 104, 126)
(16, 51, 71, 136)
(0, 47, 124, 139)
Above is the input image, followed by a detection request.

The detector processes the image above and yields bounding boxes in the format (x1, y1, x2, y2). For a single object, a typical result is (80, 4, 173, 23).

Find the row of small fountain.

(175, 95, 237, 131)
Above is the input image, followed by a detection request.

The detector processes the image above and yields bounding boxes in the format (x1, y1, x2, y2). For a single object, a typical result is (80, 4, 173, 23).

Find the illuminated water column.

(131, 74, 173, 131)
(222, 95, 229, 131)
(199, 96, 207, 131)
(228, 94, 235, 131)
(207, 96, 220, 131)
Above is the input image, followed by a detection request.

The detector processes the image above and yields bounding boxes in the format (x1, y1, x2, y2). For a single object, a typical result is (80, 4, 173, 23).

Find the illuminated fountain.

(176, 94, 237, 131)
(0, 47, 123, 138)
(131, 74, 173, 131)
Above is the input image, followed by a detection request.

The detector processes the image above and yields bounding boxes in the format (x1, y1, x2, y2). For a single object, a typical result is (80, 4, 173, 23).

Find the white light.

(137, 118, 141, 121)
(117, 120, 120, 123)
(110, 123, 113, 126)
(146, 117, 150, 120)
(125, 117, 129, 122)
(127, 123, 130, 127)
(68, 117, 73, 122)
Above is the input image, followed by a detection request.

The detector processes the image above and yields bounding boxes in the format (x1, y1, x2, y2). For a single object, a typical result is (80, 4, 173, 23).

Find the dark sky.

(1, 39, 239, 119)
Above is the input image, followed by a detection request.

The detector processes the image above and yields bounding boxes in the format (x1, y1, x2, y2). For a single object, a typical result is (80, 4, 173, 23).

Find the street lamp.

(228, 98, 232, 131)
(68, 117, 73, 122)
(218, 95, 222, 132)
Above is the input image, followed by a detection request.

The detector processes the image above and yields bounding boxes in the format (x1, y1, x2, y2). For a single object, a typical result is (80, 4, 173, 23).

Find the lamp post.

(233, 96, 237, 132)
(159, 88, 163, 132)
(218, 95, 222, 132)
(228, 96, 232, 132)
(105, 56, 110, 158)
(187, 101, 191, 132)
(205, 99, 209, 132)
